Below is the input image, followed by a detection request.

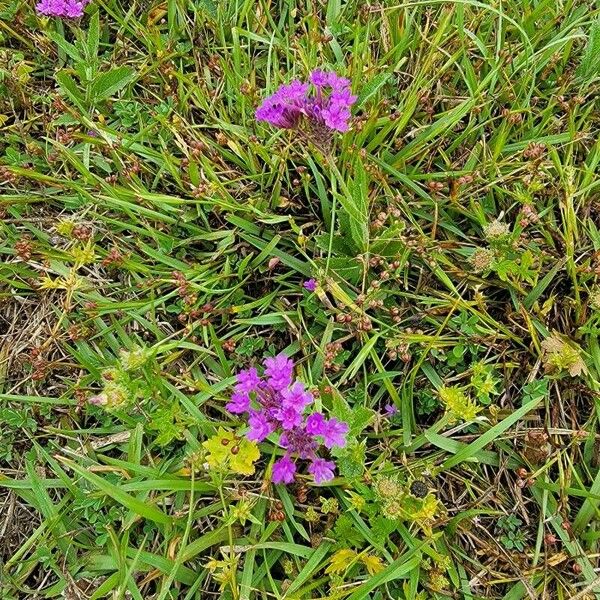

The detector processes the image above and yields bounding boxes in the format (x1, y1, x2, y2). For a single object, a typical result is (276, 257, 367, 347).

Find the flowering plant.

(227, 353, 349, 484)
(255, 70, 357, 140)
(36, 0, 89, 18)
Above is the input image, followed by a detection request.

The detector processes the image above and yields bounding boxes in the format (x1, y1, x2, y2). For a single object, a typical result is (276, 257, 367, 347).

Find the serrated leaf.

(349, 407, 375, 437)
(335, 440, 366, 479)
(55, 71, 86, 112)
(371, 516, 397, 540)
(332, 514, 364, 549)
(47, 32, 83, 63)
(361, 554, 385, 575)
(576, 19, 600, 82)
(87, 11, 100, 62)
(331, 393, 374, 438)
(325, 549, 357, 574)
(197, 0, 217, 18)
(91, 66, 136, 102)
(356, 72, 391, 108)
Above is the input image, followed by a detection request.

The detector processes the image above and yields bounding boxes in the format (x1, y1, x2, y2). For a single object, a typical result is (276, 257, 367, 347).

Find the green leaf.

(55, 71, 86, 112)
(196, 0, 217, 18)
(349, 159, 370, 252)
(46, 31, 83, 63)
(356, 72, 391, 108)
(61, 459, 173, 525)
(87, 10, 100, 62)
(91, 66, 137, 102)
(576, 19, 600, 82)
(336, 440, 366, 479)
(441, 393, 545, 470)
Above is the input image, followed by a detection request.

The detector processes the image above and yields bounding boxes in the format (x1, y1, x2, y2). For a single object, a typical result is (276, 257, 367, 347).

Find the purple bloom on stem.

(305, 412, 327, 436)
(36, 0, 88, 17)
(321, 88, 358, 132)
(384, 403, 398, 417)
(226, 391, 250, 414)
(272, 455, 297, 484)
(310, 69, 330, 87)
(64, 0, 84, 16)
(281, 382, 313, 412)
(255, 80, 309, 129)
(308, 458, 336, 484)
(256, 70, 357, 136)
(321, 418, 349, 448)
(235, 367, 260, 393)
(247, 411, 274, 442)
(279, 427, 318, 459)
(303, 278, 317, 292)
(231, 354, 349, 485)
(276, 405, 303, 430)
(264, 353, 294, 390)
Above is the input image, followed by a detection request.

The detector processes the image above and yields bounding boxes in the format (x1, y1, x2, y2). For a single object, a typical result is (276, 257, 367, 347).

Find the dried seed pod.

(410, 480, 429, 498)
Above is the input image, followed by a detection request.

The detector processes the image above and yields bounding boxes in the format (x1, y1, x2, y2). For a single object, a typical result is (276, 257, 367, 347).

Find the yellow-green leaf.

(325, 549, 357, 574)
(361, 554, 385, 575)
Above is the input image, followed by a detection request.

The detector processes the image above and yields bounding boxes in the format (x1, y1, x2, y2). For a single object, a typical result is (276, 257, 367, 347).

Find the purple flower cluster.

(303, 278, 317, 292)
(256, 70, 358, 134)
(227, 354, 349, 484)
(36, 0, 89, 17)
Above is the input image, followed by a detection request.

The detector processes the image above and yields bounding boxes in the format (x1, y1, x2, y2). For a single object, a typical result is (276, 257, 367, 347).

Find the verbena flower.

(384, 403, 398, 417)
(227, 353, 349, 485)
(235, 367, 260, 392)
(255, 70, 357, 140)
(303, 279, 317, 292)
(36, 0, 89, 18)
(226, 391, 250, 414)
(247, 410, 274, 442)
(272, 455, 296, 484)
(308, 458, 336, 484)
(264, 354, 293, 390)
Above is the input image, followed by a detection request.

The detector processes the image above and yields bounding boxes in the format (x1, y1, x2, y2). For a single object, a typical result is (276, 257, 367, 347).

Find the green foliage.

(439, 385, 482, 422)
(498, 515, 528, 552)
(576, 19, 600, 83)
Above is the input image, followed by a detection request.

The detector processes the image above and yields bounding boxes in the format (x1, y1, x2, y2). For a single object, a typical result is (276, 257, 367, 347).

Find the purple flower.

(384, 403, 398, 417)
(279, 427, 319, 460)
(276, 405, 303, 430)
(231, 354, 349, 485)
(272, 455, 296, 484)
(303, 278, 317, 292)
(247, 411, 274, 442)
(226, 391, 250, 414)
(36, 0, 89, 17)
(320, 88, 358, 132)
(255, 80, 309, 129)
(255, 70, 357, 136)
(281, 382, 313, 412)
(264, 353, 294, 390)
(321, 418, 349, 449)
(305, 412, 327, 436)
(310, 69, 330, 87)
(308, 458, 336, 484)
(235, 367, 260, 393)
